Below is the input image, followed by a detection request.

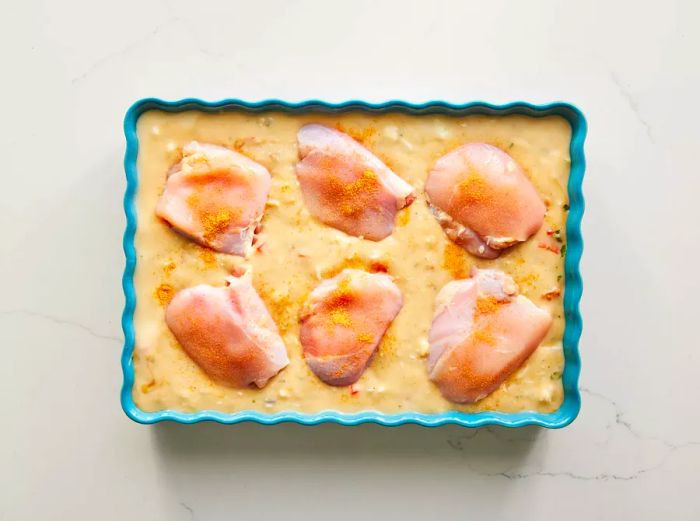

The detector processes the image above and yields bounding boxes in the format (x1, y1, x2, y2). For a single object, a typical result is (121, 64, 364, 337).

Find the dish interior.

(130, 106, 571, 415)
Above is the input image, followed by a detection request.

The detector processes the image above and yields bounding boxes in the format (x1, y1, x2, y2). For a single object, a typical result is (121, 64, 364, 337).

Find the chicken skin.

(300, 269, 403, 386)
(425, 143, 545, 258)
(428, 268, 551, 403)
(165, 273, 289, 388)
(296, 124, 415, 240)
(156, 141, 271, 256)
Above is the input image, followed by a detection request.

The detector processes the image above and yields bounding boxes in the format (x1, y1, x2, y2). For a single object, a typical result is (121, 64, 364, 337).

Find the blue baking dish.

(121, 98, 586, 428)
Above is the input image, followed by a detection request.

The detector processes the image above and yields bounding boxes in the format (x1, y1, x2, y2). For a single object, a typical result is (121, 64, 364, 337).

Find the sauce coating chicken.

(428, 268, 552, 403)
(425, 143, 545, 258)
(300, 269, 403, 386)
(156, 141, 271, 256)
(165, 274, 289, 388)
(296, 124, 415, 240)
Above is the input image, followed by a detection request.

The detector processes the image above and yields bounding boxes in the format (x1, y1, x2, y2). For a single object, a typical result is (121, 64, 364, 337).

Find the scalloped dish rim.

(121, 98, 586, 428)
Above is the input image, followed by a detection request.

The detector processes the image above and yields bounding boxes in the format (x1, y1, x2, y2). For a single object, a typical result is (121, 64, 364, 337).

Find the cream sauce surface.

(132, 109, 571, 414)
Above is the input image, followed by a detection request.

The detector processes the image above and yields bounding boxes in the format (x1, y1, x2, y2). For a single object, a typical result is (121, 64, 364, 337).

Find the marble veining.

(609, 71, 656, 143)
(0, 309, 121, 343)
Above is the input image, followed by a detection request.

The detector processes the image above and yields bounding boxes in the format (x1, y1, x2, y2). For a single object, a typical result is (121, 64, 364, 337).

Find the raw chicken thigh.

(428, 268, 551, 403)
(425, 143, 545, 258)
(295, 124, 415, 240)
(165, 273, 289, 388)
(300, 269, 403, 386)
(156, 141, 271, 256)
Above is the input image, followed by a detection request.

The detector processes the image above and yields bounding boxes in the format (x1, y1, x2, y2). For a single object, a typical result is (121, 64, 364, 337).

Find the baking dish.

(121, 98, 586, 427)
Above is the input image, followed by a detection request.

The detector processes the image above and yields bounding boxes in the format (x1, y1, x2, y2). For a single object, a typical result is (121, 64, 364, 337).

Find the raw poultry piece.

(300, 269, 403, 386)
(425, 143, 545, 258)
(296, 124, 415, 240)
(165, 273, 289, 388)
(156, 141, 271, 256)
(428, 268, 551, 403)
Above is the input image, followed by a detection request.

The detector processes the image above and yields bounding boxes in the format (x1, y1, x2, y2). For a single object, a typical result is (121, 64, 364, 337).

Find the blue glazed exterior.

(122, 98, 586, 428)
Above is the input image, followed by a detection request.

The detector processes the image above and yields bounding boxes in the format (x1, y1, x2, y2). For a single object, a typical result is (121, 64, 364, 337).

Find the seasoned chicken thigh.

(425, 143, 545, 258)
(296, 124, 415, 240)
(156, 141, 271, 256)
(300, 269, 403, 386)
(165, 273, 289, 388)
(428, 268, 551, 403)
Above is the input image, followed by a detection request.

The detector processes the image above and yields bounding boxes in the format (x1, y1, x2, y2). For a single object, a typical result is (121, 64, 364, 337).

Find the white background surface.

(2, 0, 699, 519)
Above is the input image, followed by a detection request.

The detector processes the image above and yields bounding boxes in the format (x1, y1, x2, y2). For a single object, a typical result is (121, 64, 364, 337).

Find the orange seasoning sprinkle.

(163, 261, 176, 276)
(186, 184, 242, 243)
(345, 170, 378, 198)
(443, 242, 470, 279)
(324, 256, 366, 278)
(330, 277, 353, 305)
(542, 287, 562, 300)
(324, 277, 356, 331)
(325, 169, 380, 217)
(201, 208, 239, 241)
(516, 272, 539, 289)
(197, 208, 241, 245)
(198, 247, 216, 265)
(233, 138, 246, 152)
(155, 283, 175, 306)
(186, 192, 200, 208)
(335, 123, 376, 143)
(458, 361, 490, 389)
(324, 255, 389, 278)
(378, 332, 396, 359)
(457, 173, 492, 205)
(475, 296, 500, 315)
(259, 288, 294, 334)
(339, 203, 354, 216)
(329, 309, 352, 327)
(472, 329, 496, 346)
(397, 207, 411, 226)
(356, 332, 374, 344)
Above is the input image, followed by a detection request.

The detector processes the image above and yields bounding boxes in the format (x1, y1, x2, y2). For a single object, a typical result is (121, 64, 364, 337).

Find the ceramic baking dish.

(121, 98, 586, 428)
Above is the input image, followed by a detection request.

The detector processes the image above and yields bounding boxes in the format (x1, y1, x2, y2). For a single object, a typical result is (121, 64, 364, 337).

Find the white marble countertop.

(3, 0, 699, 519)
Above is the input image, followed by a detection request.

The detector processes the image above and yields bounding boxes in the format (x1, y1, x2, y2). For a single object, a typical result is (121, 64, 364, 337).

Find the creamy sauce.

(132, 110, 571, 414)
